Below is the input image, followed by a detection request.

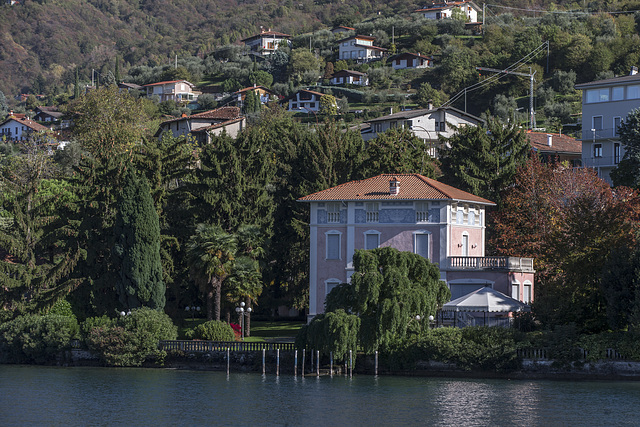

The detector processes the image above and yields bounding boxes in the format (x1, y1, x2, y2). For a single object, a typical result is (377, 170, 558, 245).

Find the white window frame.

(592, 115, 603, 131)
(413, 230, 431, 260)
(523, 281, 532, 304)
(363, 230, 381, 250)
(511, 281, 520, 301)
(461, 231, 469, 256)
(593, 143, 603, 158)
(325, 230, 342, 260)
(614, 142, 621, 164)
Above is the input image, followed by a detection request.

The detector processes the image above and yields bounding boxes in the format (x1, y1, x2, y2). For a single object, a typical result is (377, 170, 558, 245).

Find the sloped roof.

(160, 107, 242, 125)
(190, 117, 246, 133)
(332, 70, 367, 77)
(0, 115, 50, 132)
(527, 132, 581, 154)
(575, 73, 640, 89)
(392, 52, 432, 61)
(143, 80, 194, 88)
(336, 34, 376, 43)
(365, 106, 484, 124)
(442, 286, 530, 312)
(298, 173, 495, 205)
(241, 30, 290, 42)
(233, 86, 276, 95)
(416, 0, 479, 12)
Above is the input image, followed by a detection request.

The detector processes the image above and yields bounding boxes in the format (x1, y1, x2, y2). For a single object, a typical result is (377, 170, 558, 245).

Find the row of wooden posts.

(221, 348, 381, 377)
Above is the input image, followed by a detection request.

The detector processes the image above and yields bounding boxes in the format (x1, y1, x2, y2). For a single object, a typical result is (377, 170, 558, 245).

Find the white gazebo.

(441, 286, 530, 327)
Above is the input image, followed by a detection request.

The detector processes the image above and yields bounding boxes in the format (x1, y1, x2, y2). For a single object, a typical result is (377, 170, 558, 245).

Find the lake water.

(1, 365, 639, 426)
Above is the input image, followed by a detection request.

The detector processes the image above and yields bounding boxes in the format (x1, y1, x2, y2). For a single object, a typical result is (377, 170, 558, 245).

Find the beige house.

(156, 107, 246, 143)
(415, 1, 481, 22)
(241, 29, 291, 56)
(337, 35, 387, 62)
(143, 80, 197, 103)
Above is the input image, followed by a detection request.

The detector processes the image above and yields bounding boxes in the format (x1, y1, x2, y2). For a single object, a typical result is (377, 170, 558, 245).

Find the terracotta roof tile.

(1, 116, 50, 132)
(143, 80, 194, 87)
(527, 132, 581, 154)
(160, 107, 242, 125)
(298, 173, 495, 205)
(190, 117, 245, 133)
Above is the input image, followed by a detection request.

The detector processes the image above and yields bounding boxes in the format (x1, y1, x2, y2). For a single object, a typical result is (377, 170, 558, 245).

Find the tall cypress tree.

(113, 168, 165, 310)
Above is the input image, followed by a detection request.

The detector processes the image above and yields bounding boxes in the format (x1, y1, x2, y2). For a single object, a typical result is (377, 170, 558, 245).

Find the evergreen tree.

(115, 57, 121, 83)
(612, 108, 640, 188)
(73, 68, 80, 100)
(113, 168, 165, 310)
(439, 118, 530, 205)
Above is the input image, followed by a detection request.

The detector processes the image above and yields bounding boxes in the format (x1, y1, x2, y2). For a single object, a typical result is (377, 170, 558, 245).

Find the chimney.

(547, 134, 552, 147)
(632, 66, 638, 76)
(390, 177, 400, 195)
(181, 112, 187, 118)
(390, 107, 393, 114)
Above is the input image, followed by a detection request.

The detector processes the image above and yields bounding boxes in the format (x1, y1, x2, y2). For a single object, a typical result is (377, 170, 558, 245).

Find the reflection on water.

(1, 365, 640, 426)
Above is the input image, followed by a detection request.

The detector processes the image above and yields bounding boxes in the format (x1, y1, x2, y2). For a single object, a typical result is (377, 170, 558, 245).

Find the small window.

(456, 210, 463, 224)
(326, 280, 341, 296)
(440, 121, 445, 131)
(614, 143, 621, 164)
(523, 284, 532, 304)
(364, 231, 380, 250)
(468, 211, 475, 225)
(414, 233, 430, 259)
(511, 283, 520, 301)
(614, 117, 622, 137)
(326, 232, 341, 260)
(586, 88, 609, 103)
(592, 116, 603, 131)
(593, 143, 603, 158)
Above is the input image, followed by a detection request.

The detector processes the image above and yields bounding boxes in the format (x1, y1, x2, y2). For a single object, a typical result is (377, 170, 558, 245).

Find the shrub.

(296, 310, 360, 361)
(85, 308, 177, 366)
(0, 314, 79, 364)
(81, 315, 115, 338)
(193, 320, 235, 341)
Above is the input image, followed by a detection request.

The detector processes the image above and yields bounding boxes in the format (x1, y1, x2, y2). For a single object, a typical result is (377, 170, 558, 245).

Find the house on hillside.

(143, 80, 197, 103)
(331, 26, 356, 34)
(337, 35, 387, 62)
(0, 114, 51, 142)
(361, 105, 484, 156)
(390, 52, 433, 70)
(281, 89, 325, 113)
(330, 70, 369, 86)
(298, 173, 535, 322)
(118, 82, 143, 94)
(527, 132, 582, 166)
(231, 85, 278, 108)
(241, 29, 291, 56)
(415, 1, 481, 22)
(575, 68, 640, 185)
(33, 106, 63, 123)
(155, 106, 246, 143)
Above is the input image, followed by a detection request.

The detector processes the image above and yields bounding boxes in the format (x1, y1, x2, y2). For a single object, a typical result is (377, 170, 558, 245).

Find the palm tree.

(234, 224, 267, 335)
(186, 223, 237, 321)
(225, 256, 263, 336)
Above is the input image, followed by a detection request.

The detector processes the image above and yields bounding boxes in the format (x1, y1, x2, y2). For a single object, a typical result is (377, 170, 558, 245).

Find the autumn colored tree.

(492, 156, 640, 331)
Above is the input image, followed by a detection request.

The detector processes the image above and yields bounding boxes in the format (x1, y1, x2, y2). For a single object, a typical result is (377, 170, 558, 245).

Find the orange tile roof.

(1, 115, 50, 132)
(527, 132, 581, 154)
(298, 173, 495, 205)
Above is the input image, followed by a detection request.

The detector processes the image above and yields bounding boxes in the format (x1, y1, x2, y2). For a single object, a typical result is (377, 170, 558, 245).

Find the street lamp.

(185, 305, 201, 320)
(235, 302, 252, 340)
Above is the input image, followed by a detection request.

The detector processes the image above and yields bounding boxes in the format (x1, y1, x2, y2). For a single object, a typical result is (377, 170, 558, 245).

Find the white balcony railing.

(327, 212, 340, 223)
(416, 211, 429, 222)
(366, 211, 379, 223)
(447, 256, 534, 272)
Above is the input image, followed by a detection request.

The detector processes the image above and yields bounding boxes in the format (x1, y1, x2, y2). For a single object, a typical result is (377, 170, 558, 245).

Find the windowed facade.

(628, 85, 640, 99)
(523, 283, 532, 304)
(612, 86, 624, 101)
(511, 283, 520, 301)
(586, 88, 609, 103)
(326, 231, 341, 260)
(614, 143, 621, 164)
(592, 116, 603, 130)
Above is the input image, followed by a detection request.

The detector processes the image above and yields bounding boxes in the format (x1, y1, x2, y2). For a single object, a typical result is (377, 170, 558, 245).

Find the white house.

(330, 70, 368, 86)
(0, 114, 50, 141)
(281, 90, 325, 113)
(337, 35, 387, 62)
(298, 173, 535, 322)
(241, 29, 291, 56)
(361, 105, 484, 157)
(575, 68, 640, 184)
(391, 52, 432, 70)
(143, 80, 197, 103)
(415, 1, 481, 22)
(155, 106, 246, 143)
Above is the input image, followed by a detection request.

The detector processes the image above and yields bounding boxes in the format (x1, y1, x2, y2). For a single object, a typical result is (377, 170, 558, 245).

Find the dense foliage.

(191, 320, 236, 341)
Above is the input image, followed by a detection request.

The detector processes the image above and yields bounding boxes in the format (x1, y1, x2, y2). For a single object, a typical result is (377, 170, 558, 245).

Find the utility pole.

(475, 66, 537, 129)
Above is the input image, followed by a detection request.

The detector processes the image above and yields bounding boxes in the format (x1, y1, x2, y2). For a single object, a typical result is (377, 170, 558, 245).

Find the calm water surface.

(1, 365, 639, 426)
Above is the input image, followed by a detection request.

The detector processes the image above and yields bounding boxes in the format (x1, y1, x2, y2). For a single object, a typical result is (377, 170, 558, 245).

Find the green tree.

(244, 89, 260, 113)
(0, 90, 7, 116)
(113, 168, 165, 310)
(186, 224, 237, 321)
(290, 48, 321, 81)
(349, 247, 449, 352)
(439, 119, 530, 205)
(248, 70, 273, 88)
(319, 94, 337, 116)
(0, 142, 84, 321)
(415, 82, 447, 108)
(613, 108, 640, 188)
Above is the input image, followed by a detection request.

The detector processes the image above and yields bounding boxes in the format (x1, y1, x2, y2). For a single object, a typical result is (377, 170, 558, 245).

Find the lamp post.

(185, 305, 201, 320)
(235, 302, 252, 340)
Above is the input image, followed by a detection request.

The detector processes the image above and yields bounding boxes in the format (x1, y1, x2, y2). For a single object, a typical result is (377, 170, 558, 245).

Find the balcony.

(582, 155, 621, 169)
(366, 211, 379, 223)
(447, 256, 534, 272)
(327, 212, 340, 223)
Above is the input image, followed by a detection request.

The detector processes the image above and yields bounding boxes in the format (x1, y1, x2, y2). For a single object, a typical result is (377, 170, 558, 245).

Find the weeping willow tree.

(298, 247, 450, 356)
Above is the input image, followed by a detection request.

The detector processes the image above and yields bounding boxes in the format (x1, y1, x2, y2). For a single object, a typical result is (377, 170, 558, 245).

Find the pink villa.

(298, 174, 535, 322)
